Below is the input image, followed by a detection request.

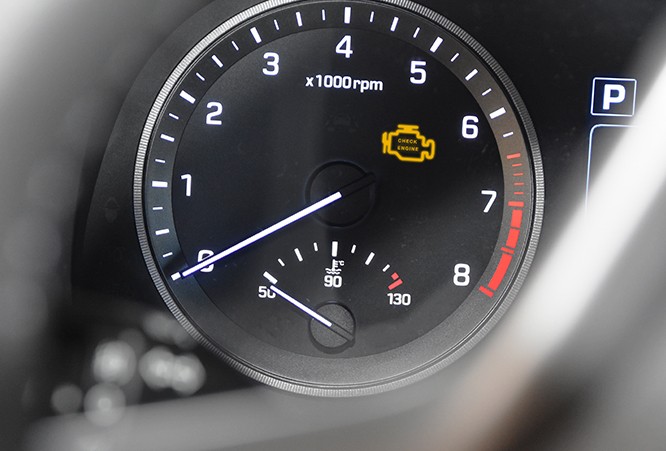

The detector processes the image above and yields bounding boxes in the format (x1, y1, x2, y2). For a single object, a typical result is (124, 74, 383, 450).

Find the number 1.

(181, 174, 192, 197)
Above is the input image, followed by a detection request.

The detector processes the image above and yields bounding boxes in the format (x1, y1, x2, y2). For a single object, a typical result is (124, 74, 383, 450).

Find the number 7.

(481, 190, 497, 213)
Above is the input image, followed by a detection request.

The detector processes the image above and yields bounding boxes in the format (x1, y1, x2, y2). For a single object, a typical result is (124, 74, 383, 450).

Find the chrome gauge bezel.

(134, 0, 543, 396)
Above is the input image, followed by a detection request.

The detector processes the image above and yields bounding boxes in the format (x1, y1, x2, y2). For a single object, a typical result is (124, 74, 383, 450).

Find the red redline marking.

(388, 279, 403, 291)
(511, 209, 523, 229)
(480, 286, 494, 298)
(514, 191, 525, 196)
(512, 163, 523, 168)
(506, 228, 520, 249)
(501, 247, 515, 255)
(508, 201, 524, 207)
(391, 272, 400, 281)
(514, 182, 525, 186)
(506, 153, 521, 160)
(513, 172, 525, 177)
(489, 253, 513, 291)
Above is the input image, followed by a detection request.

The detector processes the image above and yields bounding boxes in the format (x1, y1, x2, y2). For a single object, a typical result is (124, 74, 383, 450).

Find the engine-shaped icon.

(382, 125, 436, 163)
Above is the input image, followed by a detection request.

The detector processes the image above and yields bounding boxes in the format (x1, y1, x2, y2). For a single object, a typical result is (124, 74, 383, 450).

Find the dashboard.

(2, 0, 666, 450)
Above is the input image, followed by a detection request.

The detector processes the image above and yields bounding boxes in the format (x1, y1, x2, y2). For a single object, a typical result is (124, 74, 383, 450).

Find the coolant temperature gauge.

(259, 241, 410, 352)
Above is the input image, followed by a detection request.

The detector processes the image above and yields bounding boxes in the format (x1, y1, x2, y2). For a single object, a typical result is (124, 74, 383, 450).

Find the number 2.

(206, 102, 223, 125)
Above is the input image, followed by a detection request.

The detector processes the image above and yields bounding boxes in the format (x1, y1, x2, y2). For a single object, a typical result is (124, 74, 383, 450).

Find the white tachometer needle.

(171, 192, 341, 280)
(171, 173, 375, 281)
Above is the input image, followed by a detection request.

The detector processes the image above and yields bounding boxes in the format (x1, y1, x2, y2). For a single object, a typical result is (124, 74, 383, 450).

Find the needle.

(171, 173, 375, 281)
(269, 285, 354, 342)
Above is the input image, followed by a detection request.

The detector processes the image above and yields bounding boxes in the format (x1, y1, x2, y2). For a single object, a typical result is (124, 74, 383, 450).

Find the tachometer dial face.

(135, 0, 543, 396)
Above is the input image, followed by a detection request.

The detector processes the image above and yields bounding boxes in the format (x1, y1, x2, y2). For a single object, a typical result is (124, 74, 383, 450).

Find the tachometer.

(134, 0, 543, 396)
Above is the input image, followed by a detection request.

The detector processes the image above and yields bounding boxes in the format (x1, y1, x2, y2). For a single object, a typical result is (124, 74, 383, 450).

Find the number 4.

(336, 35, 353, 59)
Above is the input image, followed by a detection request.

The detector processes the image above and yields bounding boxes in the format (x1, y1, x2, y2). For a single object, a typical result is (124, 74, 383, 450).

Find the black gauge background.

(70, 0, 666, 398)
(130, 0, 541, 395)
(170, 25, 503, 358)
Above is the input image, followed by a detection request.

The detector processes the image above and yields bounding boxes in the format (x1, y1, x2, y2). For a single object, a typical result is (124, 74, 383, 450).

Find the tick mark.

(179, 91, 196, 104)
(489, 107, 506, 119)
(250, 27, 262, 43)
(430, 37, 444, 53)
(264, 272, 278, 285)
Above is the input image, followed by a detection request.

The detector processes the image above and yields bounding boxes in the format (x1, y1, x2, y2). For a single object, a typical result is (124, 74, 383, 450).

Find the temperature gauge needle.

(269, 285, 354, 343)
(171, 173, 375, 281)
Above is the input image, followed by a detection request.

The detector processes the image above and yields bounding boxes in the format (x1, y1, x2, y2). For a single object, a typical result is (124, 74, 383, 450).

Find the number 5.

(410, 60, 427, 85)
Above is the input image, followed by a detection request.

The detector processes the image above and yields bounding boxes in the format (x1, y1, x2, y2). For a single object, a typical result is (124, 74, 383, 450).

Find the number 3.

(263, 52, 280, 76)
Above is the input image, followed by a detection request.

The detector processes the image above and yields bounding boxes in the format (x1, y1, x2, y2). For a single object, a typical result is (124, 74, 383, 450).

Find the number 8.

(453, 264, 471, 287)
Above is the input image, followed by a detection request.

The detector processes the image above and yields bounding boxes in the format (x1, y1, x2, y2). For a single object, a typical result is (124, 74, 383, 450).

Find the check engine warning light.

(382, 125, 436, 163)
